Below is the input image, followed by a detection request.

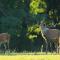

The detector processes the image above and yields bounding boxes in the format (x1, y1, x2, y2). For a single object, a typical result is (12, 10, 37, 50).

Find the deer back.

(45, 29, 59, 40)
(0, 33, 10, 43)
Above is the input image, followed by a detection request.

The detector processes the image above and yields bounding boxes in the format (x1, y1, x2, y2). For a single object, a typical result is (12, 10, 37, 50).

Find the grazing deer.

(40, 21, 60, 53)
(0, 33, 10, 53)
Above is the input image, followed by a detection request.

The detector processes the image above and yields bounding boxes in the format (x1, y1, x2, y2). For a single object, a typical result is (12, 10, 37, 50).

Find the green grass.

(0, 51, 59, 55)
(0, 52, 60, 60)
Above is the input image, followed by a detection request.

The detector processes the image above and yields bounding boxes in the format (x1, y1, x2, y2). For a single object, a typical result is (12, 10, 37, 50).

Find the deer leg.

(57, 44, 59, 53)
(55, 41, 58, 53)
(57, 45, 58, 53)
(50, 40, 54, 53)
(58, 43, 60, 53)
(58, 36, 60, 53)
(7, 41, 10, 52)
(55, 43, 58, 53)
(46, 39, 51, 53)
(4, 43, 7, 53)
(45, 41, 48, 54)
(0, 43, 2, 52)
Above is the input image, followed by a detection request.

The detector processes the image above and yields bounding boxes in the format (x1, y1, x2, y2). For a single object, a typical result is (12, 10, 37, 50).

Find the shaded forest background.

(0, 0, 60, 52)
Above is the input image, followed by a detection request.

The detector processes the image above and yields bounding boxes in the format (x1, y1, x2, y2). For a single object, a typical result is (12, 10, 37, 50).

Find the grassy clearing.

(0, 54, 60, 60)
(0, 52, 60, 60)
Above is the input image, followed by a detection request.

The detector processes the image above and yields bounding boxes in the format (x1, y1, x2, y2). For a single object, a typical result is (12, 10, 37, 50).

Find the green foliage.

(27, 24, 41, 41)
(0, 16, 19, 35)
(0, 0, 26, 17)
(28, 24, 41, 34)
(46, 0, 60, 24)
(49, 9, 58, 19)
(30, 0, 47, 15)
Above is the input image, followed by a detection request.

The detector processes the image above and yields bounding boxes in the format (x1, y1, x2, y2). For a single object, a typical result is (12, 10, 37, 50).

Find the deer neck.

(40, 24, 49, 33)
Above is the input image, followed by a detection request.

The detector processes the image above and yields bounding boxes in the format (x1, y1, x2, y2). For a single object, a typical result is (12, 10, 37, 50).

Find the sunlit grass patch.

(0, 54, 60, 60)
(0, 52, 60, 60)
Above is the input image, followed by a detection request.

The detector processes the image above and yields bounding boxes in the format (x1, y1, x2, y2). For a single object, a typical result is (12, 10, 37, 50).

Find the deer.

(40, 20, 60, 53)
(0, 33, 10, 53)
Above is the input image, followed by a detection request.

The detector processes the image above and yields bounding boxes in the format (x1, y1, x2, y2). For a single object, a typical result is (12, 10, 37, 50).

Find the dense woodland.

(0, 0, 60, 52)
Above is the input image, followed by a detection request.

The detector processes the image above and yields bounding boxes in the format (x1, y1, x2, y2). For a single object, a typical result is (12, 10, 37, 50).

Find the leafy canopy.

(30, 0, 47, 15)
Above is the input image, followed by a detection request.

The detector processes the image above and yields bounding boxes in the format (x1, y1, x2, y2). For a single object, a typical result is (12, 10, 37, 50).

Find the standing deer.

(0, 33, 10, 53)
(40, 21, 60, 53)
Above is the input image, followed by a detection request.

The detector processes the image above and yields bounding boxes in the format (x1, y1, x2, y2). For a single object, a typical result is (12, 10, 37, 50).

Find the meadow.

(0, 52, 60, 60)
